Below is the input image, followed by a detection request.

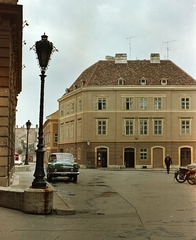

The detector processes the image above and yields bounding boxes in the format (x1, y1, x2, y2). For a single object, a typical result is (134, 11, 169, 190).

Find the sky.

(16, 0, 196, 127)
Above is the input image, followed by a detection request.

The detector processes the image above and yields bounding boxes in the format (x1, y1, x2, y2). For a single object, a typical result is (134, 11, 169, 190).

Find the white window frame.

(154, 97, 162, 110)
(140, 148, 148, 160)
(125, 119, 134, 135)
(125, 97, 134, 110)
(153, 119, 163, 135)
(140, 97, 148, 110)
(181, 119, 191, 135)
(97, 119, 107, 135)
(97, 98, 107, 110)
(139, 119, 148, 135)
(181, 97, 190, 110)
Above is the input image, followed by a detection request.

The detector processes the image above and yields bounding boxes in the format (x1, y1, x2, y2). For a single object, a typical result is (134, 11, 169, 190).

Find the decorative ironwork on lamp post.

(31, 34, 57, 188)
(24, 120, 31, 165)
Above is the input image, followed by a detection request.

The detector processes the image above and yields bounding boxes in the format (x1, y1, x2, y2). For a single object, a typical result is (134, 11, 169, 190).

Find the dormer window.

(140, 77, 147, 85)
(161, 79, 167, 85)
(118, 78, 125, 85)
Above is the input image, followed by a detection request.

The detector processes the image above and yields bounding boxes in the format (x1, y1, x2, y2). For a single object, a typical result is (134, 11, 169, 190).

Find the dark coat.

(165, 156, 172, 166)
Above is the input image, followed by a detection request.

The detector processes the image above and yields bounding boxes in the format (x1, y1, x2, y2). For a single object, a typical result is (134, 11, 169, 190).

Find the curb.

(46, 181, 76, 215)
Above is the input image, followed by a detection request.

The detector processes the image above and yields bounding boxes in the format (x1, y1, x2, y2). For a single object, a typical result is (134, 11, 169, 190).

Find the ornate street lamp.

(24, 120, 32, 165)
(31, 34, 57, 188)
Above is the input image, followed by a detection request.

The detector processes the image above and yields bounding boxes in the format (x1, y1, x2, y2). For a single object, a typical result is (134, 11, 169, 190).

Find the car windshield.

(48, 153, 74, 163)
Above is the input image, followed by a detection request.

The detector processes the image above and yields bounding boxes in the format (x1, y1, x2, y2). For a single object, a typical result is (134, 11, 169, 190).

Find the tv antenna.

(127, 36, 135, 60)
(163, 40, 176, 59)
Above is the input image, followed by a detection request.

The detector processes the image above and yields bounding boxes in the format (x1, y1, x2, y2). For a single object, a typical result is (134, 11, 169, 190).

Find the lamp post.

(24, 120, 31, 165)
(31, 34, 57, 188)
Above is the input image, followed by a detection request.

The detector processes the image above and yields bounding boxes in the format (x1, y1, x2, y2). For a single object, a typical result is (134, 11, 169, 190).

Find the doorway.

(180, 148, 191, 166)
(124, 148, 135, 168)
(97, 148, 107, 167)
(153, 148, 163, 168)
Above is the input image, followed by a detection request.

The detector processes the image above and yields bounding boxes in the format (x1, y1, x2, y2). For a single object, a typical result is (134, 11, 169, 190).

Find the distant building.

(58, 53, 196, 169)
(0, 1, 22, 186)
(15, 124, 38, 162)
(43, 111, 58, 163)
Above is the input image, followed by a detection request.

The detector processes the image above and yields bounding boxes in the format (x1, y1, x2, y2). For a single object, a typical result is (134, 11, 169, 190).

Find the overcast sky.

(16, 0, 196, 127)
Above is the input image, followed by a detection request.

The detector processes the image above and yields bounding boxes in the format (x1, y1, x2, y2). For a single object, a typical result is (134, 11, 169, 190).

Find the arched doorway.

(124, 148, 135, 168)
(97, 148, 107, 167)
(180, 147, 191, 166)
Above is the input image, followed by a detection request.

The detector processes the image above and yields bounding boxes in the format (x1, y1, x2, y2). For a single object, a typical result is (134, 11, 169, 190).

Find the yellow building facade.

(58, 53, 196, 169)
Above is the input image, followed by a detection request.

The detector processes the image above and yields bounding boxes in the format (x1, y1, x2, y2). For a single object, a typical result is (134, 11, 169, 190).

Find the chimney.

(150, 53, 160, 63)
(115, 53, 127, 64)
(105, 55, 114, 60)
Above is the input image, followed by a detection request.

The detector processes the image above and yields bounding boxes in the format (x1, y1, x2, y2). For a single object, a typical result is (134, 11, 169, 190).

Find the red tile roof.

(68, 59, 196, 92)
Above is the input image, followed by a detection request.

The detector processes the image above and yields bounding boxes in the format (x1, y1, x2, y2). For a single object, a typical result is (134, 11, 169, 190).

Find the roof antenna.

(127, 36, 135, 60)
(163, 40, 176, 59)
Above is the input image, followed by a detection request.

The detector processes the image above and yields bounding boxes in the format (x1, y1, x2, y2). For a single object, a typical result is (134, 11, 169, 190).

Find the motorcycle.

(174, 167, 190, 183)
(185, 169, 196, 185)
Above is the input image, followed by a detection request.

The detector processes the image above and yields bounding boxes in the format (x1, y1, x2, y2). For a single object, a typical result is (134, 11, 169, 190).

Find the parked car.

(14, 153, 23, 165)
(46, 153, 80, 182)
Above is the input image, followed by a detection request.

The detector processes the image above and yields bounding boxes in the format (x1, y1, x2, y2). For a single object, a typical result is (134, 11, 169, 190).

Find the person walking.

(164, 154, 172, 174)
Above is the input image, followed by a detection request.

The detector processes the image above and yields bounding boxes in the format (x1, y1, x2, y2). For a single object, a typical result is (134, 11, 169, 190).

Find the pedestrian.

(164, 154, 172, 174)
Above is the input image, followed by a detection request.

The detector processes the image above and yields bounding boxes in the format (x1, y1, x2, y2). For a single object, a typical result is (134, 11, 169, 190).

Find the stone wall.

(0, 3, 22, 186)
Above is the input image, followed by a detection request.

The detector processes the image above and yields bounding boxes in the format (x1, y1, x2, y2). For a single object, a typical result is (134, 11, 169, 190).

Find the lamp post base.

(32, 178, 47, 189)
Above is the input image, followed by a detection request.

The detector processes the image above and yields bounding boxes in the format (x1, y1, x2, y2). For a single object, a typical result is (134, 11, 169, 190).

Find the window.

(60, 124, 64, 142)
(118, 78, 124, 85)
(77, 148, 81, 161)
(139, 119, 148, 135)
(161, 79, 167, 85)
(181, 98, 190, 110)
(140, 148, 148, 160)
(77, 120, 82, 136)
(60, 106, 64, 117)
(181, 120, 190, 135)
(98, 98, 106, 110)
(70, 102, 74, 113)
(65, 123, 69, 139)
(125, 98, 133, 110)
(70, 122, 74, 137)
(125, 120, 134, 135)
(70, 148, 74, 155)
(140, 78, 147, 85)
(154, 120, 162, 135)
(97, 120, 107, 135)
(54, 133, 58, 143)
(78, 99, 82, 112)
(66, 104, 69, 115)
(140, 97, 147, 110)
(154, 98, 162, 110)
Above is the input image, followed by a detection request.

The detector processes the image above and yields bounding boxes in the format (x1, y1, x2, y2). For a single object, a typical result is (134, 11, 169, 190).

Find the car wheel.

(47, 174, 52, 182)
(72, 175, 77, 183)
